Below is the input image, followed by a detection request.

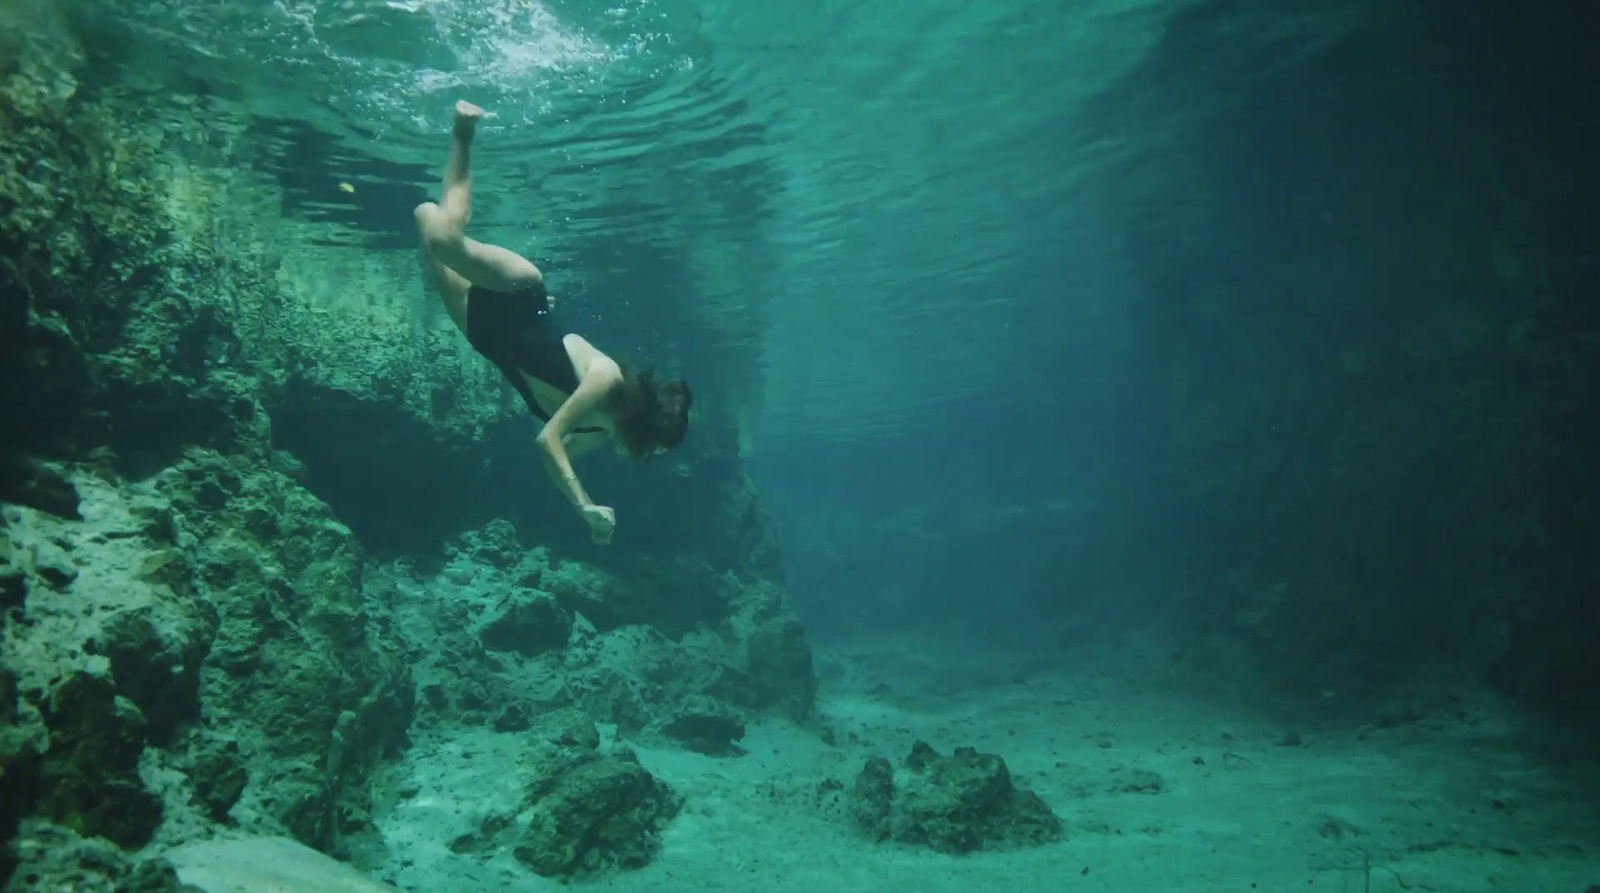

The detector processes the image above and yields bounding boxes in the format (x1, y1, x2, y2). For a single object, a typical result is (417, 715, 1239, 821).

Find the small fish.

(338, 182, 355, 193)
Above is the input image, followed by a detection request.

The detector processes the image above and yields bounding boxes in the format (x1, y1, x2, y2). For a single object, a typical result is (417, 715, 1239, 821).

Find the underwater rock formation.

(0, 12, 815, 890)
(850, 741, 1063, 854)
(153, 450, 416, 846)
(3, 822, 190, 893)
(0, 461, 413, 863)
(479, 589, 574, 657)
(3, 495, 185, 853)
(395, 521, 810, 744)
(431, 722, 683, 881)
(512, 731, 682, 879)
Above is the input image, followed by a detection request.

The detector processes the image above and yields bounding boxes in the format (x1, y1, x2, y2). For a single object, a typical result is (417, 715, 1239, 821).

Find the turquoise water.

(88, 0, 1357, 445)
(9, 2, 1600, 890)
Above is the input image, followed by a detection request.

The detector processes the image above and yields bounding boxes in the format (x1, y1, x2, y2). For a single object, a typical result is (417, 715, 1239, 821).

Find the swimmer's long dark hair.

(608, 365, 691, 459)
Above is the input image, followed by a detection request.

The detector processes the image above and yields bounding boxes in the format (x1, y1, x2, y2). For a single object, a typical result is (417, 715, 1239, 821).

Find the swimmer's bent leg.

(415, 102, 543, 294)
(415, 203, 543, 292)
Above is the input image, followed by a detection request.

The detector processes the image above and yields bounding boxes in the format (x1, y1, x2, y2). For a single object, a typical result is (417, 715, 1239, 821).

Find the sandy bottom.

(375, 633, 1600, 893)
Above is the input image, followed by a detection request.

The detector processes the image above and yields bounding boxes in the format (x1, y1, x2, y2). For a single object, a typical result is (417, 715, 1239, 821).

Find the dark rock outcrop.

(153, 449, 415, 849)
(34, 671, 164, 849)
(1, 459, 414, 857)
(0, 666, 43, 885)
(403, 522, 814, 744)
(188, 736, 249, 824)
(439, 725, 682, 881)
(660, 697, 746, 757)
(480, 591, 572, 657)
(91, 593, 218, 747)
(851, 741, 1063, 854)
(513, 738, 683, 879)
(0, 9, 813, 884)
(0, 456, 82, 522)
(3, 821, 192, 893)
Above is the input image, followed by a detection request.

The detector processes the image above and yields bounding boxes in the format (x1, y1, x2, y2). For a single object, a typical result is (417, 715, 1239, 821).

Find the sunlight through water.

(85, 0, 1366, 446)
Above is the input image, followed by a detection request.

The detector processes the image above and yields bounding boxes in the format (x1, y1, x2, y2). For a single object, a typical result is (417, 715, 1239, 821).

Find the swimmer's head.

(609, 366, 692, 460)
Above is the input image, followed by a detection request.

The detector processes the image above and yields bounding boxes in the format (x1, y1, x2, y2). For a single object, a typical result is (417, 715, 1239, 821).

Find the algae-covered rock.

(545, 561, 645, 633)
(187, 735, 249, 824)
(399, 522, 815, 750)
(150, 448, 414, 850)
(0, 449, 420, 854)
(480, 591, 572, 657)
(512, 740, 682, 879)
(544, 713, 602, 750)
(850, 757, 896, 838)
(0, 456, 82, 521)
(0, 17, 809, 878)
(0, 563, 23, 614)
(34, 671, 164, 849)
(2, 486, 214, 851)
(851, 741, 1063, 854)
(710, 582, 817, 721)
(4, 820, 191, 893)
(459, 518, 523, 570)
(0, 666, 45, 886)
(93, 599, 218, 746)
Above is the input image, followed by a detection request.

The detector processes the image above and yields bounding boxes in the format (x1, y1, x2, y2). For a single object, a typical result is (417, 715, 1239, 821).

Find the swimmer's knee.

(413, 201, 441, 231)
(415, 206, 464, 254)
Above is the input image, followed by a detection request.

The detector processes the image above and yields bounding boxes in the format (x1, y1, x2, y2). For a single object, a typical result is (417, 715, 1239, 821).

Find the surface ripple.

(80, 0, 1371, 444)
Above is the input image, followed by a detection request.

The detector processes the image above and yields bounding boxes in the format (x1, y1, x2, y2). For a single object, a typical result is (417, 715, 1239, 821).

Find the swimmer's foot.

(453, 100, 484, 140)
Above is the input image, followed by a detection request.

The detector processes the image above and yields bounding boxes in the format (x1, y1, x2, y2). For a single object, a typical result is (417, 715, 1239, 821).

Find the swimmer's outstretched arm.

(536, 353, 625, 544)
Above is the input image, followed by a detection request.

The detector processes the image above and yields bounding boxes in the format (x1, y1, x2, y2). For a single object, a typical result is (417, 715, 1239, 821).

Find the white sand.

(370, 632, 1600, 893)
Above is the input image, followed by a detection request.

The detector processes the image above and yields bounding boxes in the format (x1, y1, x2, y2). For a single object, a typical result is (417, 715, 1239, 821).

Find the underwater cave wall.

(0, 64, 780, 581)
(1077, 1, 1600, 703)
(0, 11, 805, 885)
(0, 35, 421, 880)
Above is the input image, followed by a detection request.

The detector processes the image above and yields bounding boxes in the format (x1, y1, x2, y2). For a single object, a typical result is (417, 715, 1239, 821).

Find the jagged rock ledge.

(0, 26, 816, 892)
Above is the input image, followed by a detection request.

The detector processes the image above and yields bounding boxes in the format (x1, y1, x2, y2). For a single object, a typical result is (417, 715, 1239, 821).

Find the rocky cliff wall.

(1, 15, 814, 889)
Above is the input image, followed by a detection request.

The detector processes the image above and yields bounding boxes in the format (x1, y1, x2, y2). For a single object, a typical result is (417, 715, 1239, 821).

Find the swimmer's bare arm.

(536, 356, 623, 541)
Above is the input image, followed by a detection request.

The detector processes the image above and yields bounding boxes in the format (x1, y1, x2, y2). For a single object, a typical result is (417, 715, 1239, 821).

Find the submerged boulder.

(154, 449, 415, 850)
(6, 821, 190, 893)
(479, 591, 572, 657)
(851, 740, 1062, 854)
(513, 733, 683, 879)
(34, 671, 165, 849)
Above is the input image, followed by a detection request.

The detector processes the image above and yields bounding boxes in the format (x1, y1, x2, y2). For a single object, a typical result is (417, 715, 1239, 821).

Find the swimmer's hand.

(580, 504, 615, 545)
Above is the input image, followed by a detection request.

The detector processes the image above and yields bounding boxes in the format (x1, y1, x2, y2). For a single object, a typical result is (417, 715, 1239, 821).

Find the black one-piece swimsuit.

(463, 283, 603, 433)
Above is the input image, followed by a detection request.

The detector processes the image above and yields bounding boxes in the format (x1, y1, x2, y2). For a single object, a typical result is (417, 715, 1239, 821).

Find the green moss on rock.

(851, 741, 1063, 855)
(34, 671, 163, 849)
(513, 741, 682, 879)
